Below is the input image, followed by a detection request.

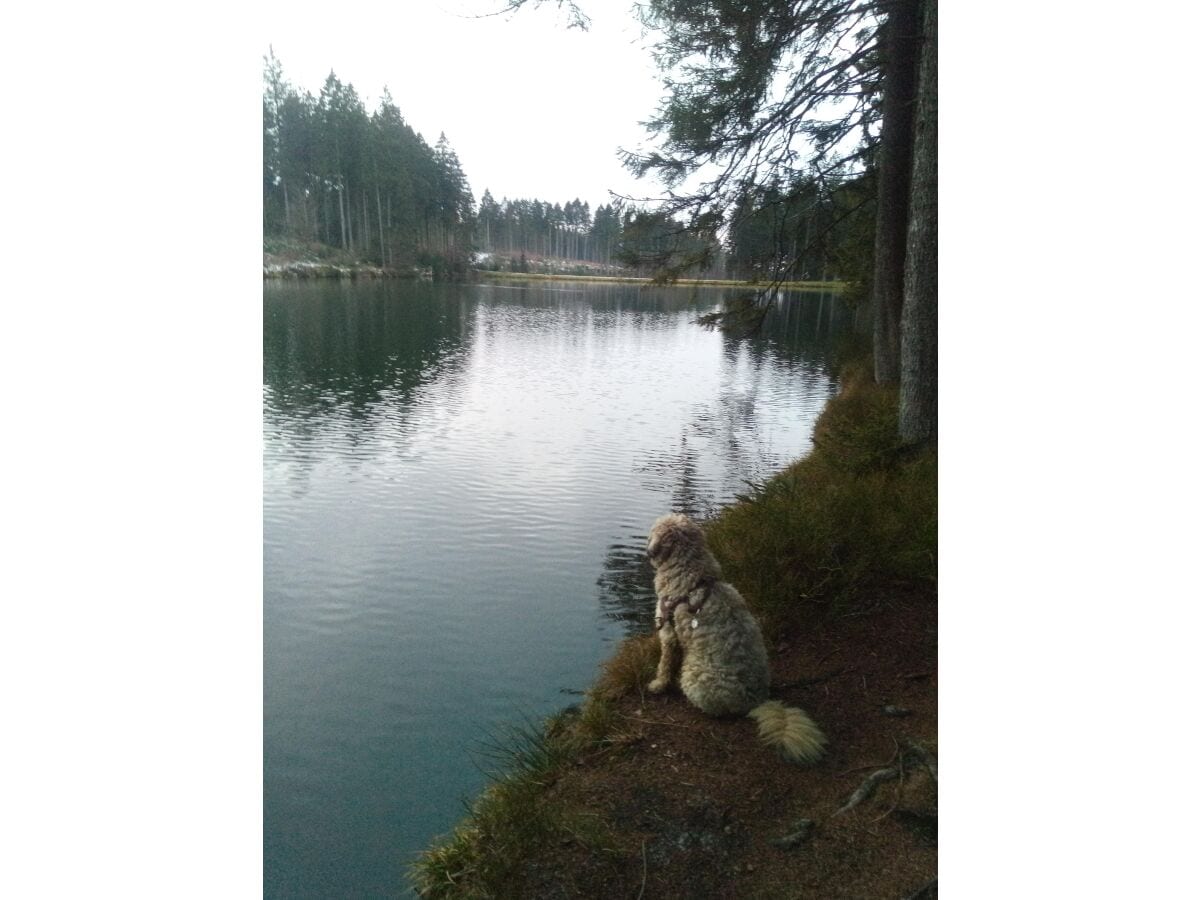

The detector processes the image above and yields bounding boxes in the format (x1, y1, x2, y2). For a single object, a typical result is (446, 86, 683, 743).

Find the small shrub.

(412, 712, 594, 898)
(593, 634, 659, 702)
(476, 716, 575, 784)
(411, 776, 557, 898)
(572, 696, 619, 747)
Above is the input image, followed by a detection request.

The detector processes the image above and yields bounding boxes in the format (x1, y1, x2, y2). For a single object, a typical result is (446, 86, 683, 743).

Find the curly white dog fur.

(646, 513, 827, 764)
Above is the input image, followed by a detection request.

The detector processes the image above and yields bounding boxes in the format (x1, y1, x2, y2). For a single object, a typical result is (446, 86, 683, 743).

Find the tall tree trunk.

(899, 0, 937, 445)
(376, 185, 385, 268)
(338, 182, 347, 249)
(360, 191, 366, 253)
(871, 0, 922, 384)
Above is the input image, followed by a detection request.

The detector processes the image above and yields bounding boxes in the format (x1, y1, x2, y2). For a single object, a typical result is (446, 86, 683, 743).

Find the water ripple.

(263, 280, 848, 894)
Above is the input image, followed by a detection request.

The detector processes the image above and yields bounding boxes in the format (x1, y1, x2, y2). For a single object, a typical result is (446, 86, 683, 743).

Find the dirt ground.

(522, 590, 937, 899)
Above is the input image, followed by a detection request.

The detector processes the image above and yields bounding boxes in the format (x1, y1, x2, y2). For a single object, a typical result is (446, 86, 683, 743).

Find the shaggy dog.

(646, 513, 827, 763)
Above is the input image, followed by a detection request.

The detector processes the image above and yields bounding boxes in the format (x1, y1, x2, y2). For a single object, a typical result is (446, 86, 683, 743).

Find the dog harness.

(655, 578, 715, 631)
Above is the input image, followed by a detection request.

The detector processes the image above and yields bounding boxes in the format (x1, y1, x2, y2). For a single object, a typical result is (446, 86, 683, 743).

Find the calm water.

(263, 279, 850, 896)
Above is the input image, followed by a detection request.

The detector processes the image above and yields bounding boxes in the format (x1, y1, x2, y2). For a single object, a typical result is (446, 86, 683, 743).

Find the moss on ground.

(707, 364, 936, 633)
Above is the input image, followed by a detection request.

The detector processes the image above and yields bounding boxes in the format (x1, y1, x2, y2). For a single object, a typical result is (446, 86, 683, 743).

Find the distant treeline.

(263, 51, 867, 282)
(476, 194, 624, 267)
(263, 50, 476, 272)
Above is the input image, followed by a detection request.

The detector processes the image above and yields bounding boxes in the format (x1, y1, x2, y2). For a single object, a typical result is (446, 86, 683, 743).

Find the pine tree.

(524, 0, 937, 443)
(898, 0, 936, 445)
(432, 132, 474, 255)
(477, 189, 501, 251)
(263, 57, 484, 273)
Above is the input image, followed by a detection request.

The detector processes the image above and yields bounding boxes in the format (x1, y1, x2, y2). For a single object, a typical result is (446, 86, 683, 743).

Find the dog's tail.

(748, 700, 827, 764)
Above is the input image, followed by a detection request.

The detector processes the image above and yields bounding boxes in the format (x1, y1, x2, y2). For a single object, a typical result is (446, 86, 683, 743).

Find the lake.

(263, 278, 850, 896)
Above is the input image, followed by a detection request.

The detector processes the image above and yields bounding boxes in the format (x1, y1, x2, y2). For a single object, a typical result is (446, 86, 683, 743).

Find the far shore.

(263, 261, 845, 293)
(475, 270, 846, 291)
(263, 240, 846, 291)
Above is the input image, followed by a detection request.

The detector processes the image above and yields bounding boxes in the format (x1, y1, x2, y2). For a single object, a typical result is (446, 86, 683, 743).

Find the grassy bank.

(707, 361, 936, 635)
(411, 364, 936, 898)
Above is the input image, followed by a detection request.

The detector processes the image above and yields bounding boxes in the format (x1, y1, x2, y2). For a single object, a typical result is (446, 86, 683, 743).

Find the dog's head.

(646, 513, 706, 569)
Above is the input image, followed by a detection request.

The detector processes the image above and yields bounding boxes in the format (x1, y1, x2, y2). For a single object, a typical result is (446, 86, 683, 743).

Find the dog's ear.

(647, 518, 682, 563)
(647, 529, 667, 563)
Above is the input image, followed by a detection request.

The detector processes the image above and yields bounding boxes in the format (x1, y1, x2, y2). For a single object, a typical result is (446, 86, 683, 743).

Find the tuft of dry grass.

(411, 710, 615, 898)
(411, 640, 659, 896)
(571, 633, 661, 747)
(593, 633, 659, 702)
(412, 777, 572, 898)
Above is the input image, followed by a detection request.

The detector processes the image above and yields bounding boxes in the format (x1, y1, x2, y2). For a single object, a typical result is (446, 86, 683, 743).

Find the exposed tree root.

(835, 741, 937, 817)
(903, 739, 937, 782)
(770, 818, 815, 850)
(835, 766, 900, 816)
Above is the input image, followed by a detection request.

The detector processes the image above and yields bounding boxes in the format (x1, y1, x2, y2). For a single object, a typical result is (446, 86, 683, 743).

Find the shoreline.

(263, 260, 420, 280)
(262, 261, 846, 292)
(410, 367, 937, 898)
(475, 270, 846, 291)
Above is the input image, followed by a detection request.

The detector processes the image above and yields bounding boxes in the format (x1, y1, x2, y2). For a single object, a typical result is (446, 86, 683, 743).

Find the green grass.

(411, 709, 611, 898)
(706, 361, 936, 631)
(411, 775, 562, 898)
(410, 634, 662, 896)
(572, 633, 660, 745)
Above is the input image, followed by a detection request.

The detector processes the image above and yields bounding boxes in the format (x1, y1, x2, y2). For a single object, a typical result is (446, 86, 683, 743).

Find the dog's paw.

(647, 678, 669, 694)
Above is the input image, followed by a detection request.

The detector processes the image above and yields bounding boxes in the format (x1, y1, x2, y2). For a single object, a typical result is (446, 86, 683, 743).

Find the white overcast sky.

(264, 0, 667, 211)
